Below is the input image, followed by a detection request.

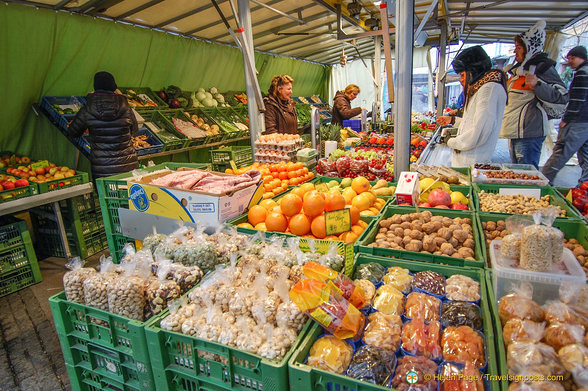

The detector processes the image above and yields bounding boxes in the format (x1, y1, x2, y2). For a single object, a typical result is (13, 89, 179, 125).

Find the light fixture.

(347, 0, 362, 18)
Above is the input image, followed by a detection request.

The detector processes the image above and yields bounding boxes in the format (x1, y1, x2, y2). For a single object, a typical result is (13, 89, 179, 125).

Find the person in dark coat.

(263, 75, 298, 134)
(331, 84, 362, 127)
(68, 71, 139, 179)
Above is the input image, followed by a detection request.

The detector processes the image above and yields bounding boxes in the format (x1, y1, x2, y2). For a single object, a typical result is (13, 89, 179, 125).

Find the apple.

(450, 203, 469, 210)
(2, 181, 15, 190)
(28, 177, 37, 183)
(67, 169, 76, 176)
(35, 168, 45, 175)
(49, 167, 58, 175)
(434, 205, 449, 209)
(21, 156, 30, 164)
(418, 202, 432, 208)
(54, 173, 65, 179)
(64, 171, 74, 178)
(61, 166, 69, 172)
(14, 179, 29, 188)
(0, 184, 3, 191)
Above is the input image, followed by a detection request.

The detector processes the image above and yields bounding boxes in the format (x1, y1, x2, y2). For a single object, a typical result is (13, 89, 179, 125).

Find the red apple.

(428, 188, 452, 207)
(418, 202, 432, 208)
(2, 181, 15, 190)
(35, 168, 45, 175)
(450, 203, 469, 210)
(14, 179, 29, 188)
(434, 205, 449, 209)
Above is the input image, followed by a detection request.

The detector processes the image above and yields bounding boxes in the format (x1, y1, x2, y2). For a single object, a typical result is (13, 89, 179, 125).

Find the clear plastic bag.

(209, 224, 249, 265)
(440, 361, 485, 391)
(441, 326, 486, 368)
(544, 298, 588, 329)
(373, 284, 405, 316)
(160, 296, 189, 332)
(350, 158, 369, 175)
(498, 284, 545, 326)
(507, 342, 567, 378)
(558, 344, 588, 388)
(405, 292, 441, 321)
(63, 257, 96, 303)
(336, 156, 352, 176)
(146, 263, 181, 318)
(501, 215, 533, 259)
(302, 261, 367, 309)
(401, 318, 442, 360)
(543, 322, 586, 351)
(317, 158, 338, 176)
(445, 274, 480, 302)
(173, 226, 218, 272)
(345, 345, 396, 386)
(382, 266, 413, 293)
(362, 311, 402, 352)
(353, 279, 376, 308)
(413, 271, 445, 296)
(107, 262, 146, 321)
(353, 262, 386, 284)
(502, 319, 545, 347)
(142, 232, 168, 254)
(520, 209, 564, 271)
(317, 242, 344, 272)
(391, 356, 438, 391)
(83, 255, 117, 310)
(306, 335, 353, 374)
(441, 301, 483, 330)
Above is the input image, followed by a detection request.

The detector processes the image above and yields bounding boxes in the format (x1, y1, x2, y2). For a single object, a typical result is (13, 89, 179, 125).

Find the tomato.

(580, 182, 588, 191)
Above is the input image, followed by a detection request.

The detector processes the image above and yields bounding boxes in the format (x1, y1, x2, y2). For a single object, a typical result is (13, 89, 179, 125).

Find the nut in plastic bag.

(63, 257, 96, 303)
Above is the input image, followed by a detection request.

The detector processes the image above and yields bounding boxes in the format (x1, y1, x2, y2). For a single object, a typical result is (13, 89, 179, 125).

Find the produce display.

(306, 335, 353, 373)
(441, 326, 486, 368)
(189, 87, 230, 108)
(317, 150, 394, 181)
(239, 178, 383, 243)
(122, 89, 160, 108)
(413, 270, 445, 296)
(373, 284, 405, 315)
(131, 134, 154, 149)
(171, 115, 207, 139)
(401, 318, 442, 359)
(369, 211, 477, 261)
(405, 292, 441, 321)
(412, 164, 470, 185)
(225, 161, 313, 199)
(445, 274, 481, 301)
(254, 134, 305, 164)
(382, 266, 413, 293)
(187, 112, 221, 137)
(416, 177, 470, 210)
(345, 345, 397, 386)
(481, 219, 588, 278)
(6, 162, 77, 184)
(353, 262, 386, 284)
(478, 191, 566, 216)
(362, 311, 402, 351)
(566, 184, 588, 217)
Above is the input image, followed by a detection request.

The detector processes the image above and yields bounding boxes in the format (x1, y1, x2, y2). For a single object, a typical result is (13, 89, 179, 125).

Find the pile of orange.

(238, 178, 386, 244)
(225, 161, 314, 199)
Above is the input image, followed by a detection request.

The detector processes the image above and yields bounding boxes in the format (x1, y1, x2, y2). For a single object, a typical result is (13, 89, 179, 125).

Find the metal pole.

(373, 35, 382, 121)
(238, 0, 263, 155)
(436, 22, 448, 117)
(380, 3, 394, 104)
(393, 0, 414, 179)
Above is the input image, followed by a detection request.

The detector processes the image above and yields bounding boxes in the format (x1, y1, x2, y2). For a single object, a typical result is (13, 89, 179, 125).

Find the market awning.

(7, 0, 588, 64)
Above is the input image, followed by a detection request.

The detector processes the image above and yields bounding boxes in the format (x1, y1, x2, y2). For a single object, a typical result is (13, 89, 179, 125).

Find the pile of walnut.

(482, 220, 588, 278)
(132, 134, 152, 148)
(478, 191, 566, 216)
(370, 211, 476, 260)
(160, 253, 307, 361)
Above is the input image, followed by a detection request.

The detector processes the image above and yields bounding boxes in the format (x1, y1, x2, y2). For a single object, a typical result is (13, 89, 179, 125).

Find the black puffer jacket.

(69, 92, 139, 178)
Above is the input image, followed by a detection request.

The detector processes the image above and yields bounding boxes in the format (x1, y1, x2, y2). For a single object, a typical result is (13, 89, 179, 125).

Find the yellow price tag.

(31, 160, 49, 171)
(565, 189, 573, 203)
(229, 160, 238, 171)
(324, 208, 351, 236)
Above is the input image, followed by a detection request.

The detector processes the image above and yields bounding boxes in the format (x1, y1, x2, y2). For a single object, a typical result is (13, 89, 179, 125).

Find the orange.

(324, 235, 340, 241)
(351, 193, 371, 211)
(299, 182, 315, 195)
(287, 163, 297, 172)
(225, 169, 234, 174)
(237, 222, 254, 229)
(277, 164, 287, 172)
(342, 188, 357, 204)
(357, 220, 368, 229)
(259, 199, 278, 210)
(345, 205, 361, 225)
(324, 193, 346, 212)
(289, 214, 311, 236)
(248, 205, 267, 225)
(339, 231, 359, 244)
(351, 177, 371, 194)
(290, 187, 305, 199)
(279, 172, 289, 180)
(294, 162, 304, 170)
(280, 193, 303, 217)
(351, 225, 364, 236)
(304, 190, 325, 202)
(255, 222, 267, 231)
(262, 192, 274, 199)
(362, 191, 377, 206)
(310, 215, 327, 239)
(303, 192, 326, 217)
(269, 206, 282, 214)
(288, 171, 297, 179)
(265, 212, 288, 232)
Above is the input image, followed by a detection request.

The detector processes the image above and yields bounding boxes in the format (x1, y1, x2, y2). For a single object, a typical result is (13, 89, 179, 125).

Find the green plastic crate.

(95, 163, 209, 263)
(201, 107, 242, 138)
(65, 363, 141, 391)
(151, 110, 207, 148)
(58, 333, 154, 390)
(119, 87, 168, 110)
(145, 311, 312, 391)
(473, 183, 582, 220)
(34, 171, 90, 194)
(0, 218, 28, 250)
(0, 184, 36, 203)
(210, 146, 253, 172)
(485, 270, 511, 391)
(355, 205, 485, 268)
(0, 254, 42, 298)
(184, 108, 224, 144)
(288, 254, 500, 391)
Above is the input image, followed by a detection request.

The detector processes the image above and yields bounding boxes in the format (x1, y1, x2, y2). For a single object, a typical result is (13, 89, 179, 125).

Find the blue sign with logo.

(129, 184, 150, 212)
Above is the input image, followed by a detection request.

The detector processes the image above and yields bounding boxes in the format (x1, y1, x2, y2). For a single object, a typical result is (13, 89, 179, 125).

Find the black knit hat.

(452, 46, 492, 84)
(567, 46, 587, 61)
(93, 71, 117, 92)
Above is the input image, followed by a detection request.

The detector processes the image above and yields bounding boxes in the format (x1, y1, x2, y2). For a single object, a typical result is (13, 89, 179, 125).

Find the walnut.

(395, 227, 405, 237)
(457, 247, 475, 259)
(403, 236, 413, 246)
(403, 228, 413, 237)
(431, 216, 443, 223)
(422, 222, 436, 234)
(410, 220, 423, 231)
(442, 217, 453, 227)
(390, 215, 403, 225)
(376, 233, 386, 241)
(421, 211, 433, 222)
(440, 242, 455, 256)
(380, 219, 393, 229)
(380, 228, 388, 234)
(401, 214, 412, 223)
(448, 237, 459, 248)
(486, 221, 497, 231)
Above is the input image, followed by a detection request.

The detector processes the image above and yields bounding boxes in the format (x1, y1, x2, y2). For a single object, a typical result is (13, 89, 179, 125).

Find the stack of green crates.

(0, 217, 42, 297)
(31, 192, 107, 259)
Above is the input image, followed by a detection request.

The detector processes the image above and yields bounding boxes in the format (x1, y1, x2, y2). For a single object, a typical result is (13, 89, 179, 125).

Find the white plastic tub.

(489, 239, 585, 304)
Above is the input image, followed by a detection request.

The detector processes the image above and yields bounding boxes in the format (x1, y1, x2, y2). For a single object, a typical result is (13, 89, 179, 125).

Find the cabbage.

(197, 88, 205, 93)
(212, 99, 218, 107)
(210, 87, 218, 95)
(196, 91, 206, 102)
(204, 92, 213, 100)
(202, 98, 214, 107)
(214, 94, 225, 103)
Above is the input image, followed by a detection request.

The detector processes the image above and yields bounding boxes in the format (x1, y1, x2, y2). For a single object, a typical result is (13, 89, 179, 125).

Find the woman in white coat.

(437, 46, 508, 167)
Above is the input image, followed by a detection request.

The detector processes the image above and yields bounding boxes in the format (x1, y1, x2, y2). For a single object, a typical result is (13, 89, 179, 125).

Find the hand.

(436, 116, 452, 126)
(525, 74, 538, 89)
(559, 121, 566, 128)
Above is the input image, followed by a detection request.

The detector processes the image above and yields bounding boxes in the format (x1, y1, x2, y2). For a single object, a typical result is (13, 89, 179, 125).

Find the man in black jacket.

(69, 72, 139, 179)
(542, 46, 588, 185)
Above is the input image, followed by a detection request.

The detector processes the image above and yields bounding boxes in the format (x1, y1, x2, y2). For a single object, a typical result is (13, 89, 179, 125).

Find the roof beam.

(114, 0, 164, 19)
(253, 10, 333, 40)
(249, 0, 306, 24)
(154, 3, 216, 28)
(53, 0, 74, 9)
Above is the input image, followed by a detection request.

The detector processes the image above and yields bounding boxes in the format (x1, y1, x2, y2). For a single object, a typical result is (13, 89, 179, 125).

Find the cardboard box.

(127, 168, 263, 227)
(395, 171, 420, 205)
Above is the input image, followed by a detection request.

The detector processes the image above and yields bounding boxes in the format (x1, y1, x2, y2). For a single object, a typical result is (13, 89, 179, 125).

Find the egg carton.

(254, 140, 304, 151)
(255, 155, 297, 164)
(255, 148, 297, 157)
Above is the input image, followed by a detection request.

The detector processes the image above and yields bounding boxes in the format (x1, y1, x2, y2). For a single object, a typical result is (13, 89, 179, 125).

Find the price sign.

(31, 160, 49, 171)
(324, 208, 351, 236)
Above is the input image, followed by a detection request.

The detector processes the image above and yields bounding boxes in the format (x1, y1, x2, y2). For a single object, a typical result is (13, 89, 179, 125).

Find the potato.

(453, 229, 468, 243)
(400, 222, 412, 230)
(423, 236, 436, 252)
(463, 238, 475, 249)
(440, 242, 455, 256)
(438, 227, 452, 241)
(405, 240, 423, 252)
(434, 237, 447, 247)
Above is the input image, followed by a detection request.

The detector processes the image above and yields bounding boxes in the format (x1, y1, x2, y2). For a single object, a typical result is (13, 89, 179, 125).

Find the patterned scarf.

(465, 70, 507, 107)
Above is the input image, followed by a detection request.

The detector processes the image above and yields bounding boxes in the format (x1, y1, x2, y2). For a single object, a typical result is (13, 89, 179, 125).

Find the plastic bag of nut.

(164, 262, 203, 294)
(83, 255, 118, 311)
(146, 263, 181, 318)
(63, 257, 96, 303)
(501, 215, 533, 259)
(520, 209, 564, 272)
(107, 261, 148, 321)
(160, 296, 189, 332)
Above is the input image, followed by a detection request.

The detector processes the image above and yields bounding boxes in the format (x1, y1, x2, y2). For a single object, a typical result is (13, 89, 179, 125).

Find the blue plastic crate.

(40, 96, 87, 131)
(134, 126, 164, 156)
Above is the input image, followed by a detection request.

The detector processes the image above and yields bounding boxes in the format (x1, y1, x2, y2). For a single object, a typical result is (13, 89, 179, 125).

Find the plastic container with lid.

(472, 168, 549, 186)
(489, 239, 585, 304)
